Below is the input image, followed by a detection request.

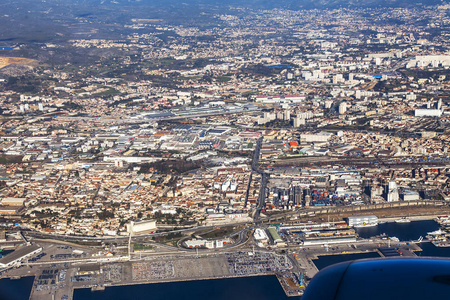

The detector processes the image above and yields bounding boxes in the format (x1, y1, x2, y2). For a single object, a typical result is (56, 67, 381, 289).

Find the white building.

(127, 220, 157, 235)
(414, 109, 442, 117)
(300, 132, 333, 143)
(1, 197, 27, 206)
(387, 180, 399, 202)
(411, 55, 450, 68)
(0, 245, 42, 268)
(339, 102, 347, 115)
(402, 190, 420, 201)
(293, 116, 306, 127)
(254, 228, 269, 241)
(346, 215, 378, 227)
(184, 239, 206, 248)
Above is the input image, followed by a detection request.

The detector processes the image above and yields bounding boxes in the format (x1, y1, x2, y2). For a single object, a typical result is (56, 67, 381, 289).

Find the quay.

(0, 218, 440, 299)
(1, 239, 419, 299)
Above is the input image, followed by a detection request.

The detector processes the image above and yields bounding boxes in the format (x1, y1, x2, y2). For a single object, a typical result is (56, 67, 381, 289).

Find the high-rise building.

(339, 102, 347, 114)
(294, 117, 305, 127)
(349, 73, 354, 81)
(387, 180, 399, 202)
(284, 110, 291, 121)
(437, 98, 442, 110)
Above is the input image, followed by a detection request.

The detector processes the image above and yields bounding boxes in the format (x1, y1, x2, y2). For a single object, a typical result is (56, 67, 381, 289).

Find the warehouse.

(0, 244, 42, 268)
(127, 220, 157, 235)
(267, 227, 283, 245)
(346, 215, 378, 227)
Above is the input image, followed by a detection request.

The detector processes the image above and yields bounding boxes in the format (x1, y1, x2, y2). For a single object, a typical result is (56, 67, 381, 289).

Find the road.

(244, 136, 263, 208)
(272, 155, 450, 169)
(247, 137, 270, 223)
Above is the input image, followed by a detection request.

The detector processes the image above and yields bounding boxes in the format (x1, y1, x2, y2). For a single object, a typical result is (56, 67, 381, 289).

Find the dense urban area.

(0, 1, 450, 299)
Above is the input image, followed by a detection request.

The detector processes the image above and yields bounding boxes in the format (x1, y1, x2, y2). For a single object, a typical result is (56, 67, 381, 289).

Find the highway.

(247, 137, 270, 222)
(244, 136, 263, 208)
(271, 155, 450, 169)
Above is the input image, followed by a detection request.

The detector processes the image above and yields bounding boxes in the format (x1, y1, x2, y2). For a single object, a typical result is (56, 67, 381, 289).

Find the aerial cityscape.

(0, 0, 449, 299)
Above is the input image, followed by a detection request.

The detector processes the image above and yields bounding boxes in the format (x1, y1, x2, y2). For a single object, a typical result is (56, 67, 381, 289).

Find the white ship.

(395, 218, 411, 223)
(353, 222, 378, 228)
(389, 236, 400, 242)
(433, 241, 450, 247)
(427, 229, 445, 236)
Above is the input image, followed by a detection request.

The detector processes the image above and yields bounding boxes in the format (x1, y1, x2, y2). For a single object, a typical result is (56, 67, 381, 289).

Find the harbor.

(0, 218, 448, 299)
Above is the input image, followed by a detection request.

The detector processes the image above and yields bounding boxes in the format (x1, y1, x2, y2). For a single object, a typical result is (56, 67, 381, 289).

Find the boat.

(395, 218, 411, 223)
(378, 221, 387, 224)
(354, 222, 378, 228)
(389, 236, 400, 242)
(427, 229, 445, 236)
(433, 241, 450, 247)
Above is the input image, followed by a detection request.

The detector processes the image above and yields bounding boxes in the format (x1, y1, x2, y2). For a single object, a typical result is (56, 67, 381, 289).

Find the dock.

(0, 239, 427, 300)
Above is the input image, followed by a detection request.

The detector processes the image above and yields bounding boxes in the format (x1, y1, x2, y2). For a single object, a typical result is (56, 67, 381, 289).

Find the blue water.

(2, 221, 449, 300)
(417, 242, 450, 258)
(0, 47, 14, 50)
(313, 220, 450, 271)
(313, 252, 381, 270)
(355, 220, 439, 241)
(74, 275, 300, 300)
(0, 276, 34, 300)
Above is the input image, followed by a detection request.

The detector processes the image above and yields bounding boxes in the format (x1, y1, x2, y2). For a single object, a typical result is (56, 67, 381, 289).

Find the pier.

(22, 239, 424, 299)
(0, 218, 442, 299)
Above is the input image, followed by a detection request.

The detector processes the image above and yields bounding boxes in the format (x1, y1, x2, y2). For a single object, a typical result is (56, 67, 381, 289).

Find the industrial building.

(184, 239, 206, 248)
(0, 244, 42, 268)
(254, 228, 269, 241)
(185, 238, 229, 249)
(402, 190, 420, 201)
(414, 109, 442, 117)
(302, 228, 357, 246)
(77, 264, 102, 275)
(346, 215, 378, 227)
(0, 198, 27, 206)
(300, 133, 333, 143)
(0, 206, 22, 215)
(268, 227, 286, 246)
(126, 220, 157, 235)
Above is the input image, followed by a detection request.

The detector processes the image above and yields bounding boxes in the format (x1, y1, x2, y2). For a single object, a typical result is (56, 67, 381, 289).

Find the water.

(313, 252, 381, 270)
(74, 275, 300, 300)
(3, 220, 449, 300)
(355, 220, 439, 241)
(0, 276, 34, 300)
(417, 242, 450, 258)
(0, 250, 14, 258)
(313, 220, 450, 271)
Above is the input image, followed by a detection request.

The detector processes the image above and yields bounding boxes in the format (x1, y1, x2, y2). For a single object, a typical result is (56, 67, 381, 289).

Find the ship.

(353, 222, 378, 228)
(433, 241, 450, 247)
(389, 236, 400, 242)
(395, 218, 411, 223)
(427, 229, 445, 236)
